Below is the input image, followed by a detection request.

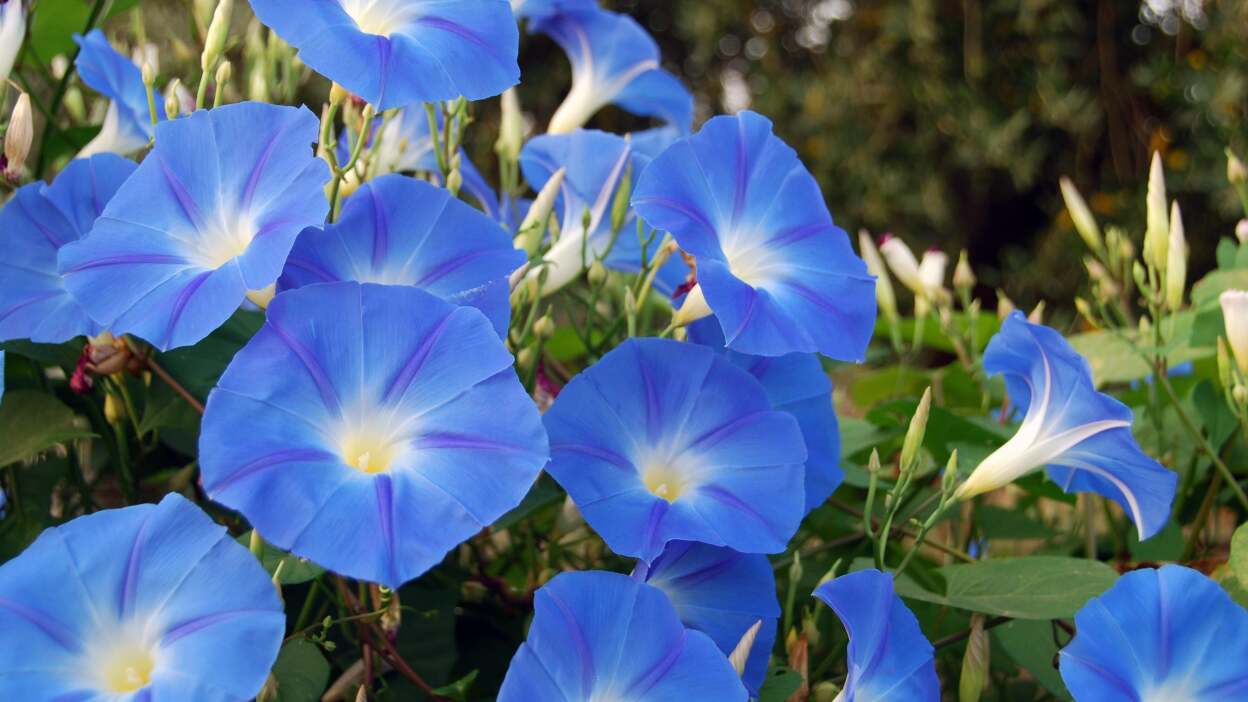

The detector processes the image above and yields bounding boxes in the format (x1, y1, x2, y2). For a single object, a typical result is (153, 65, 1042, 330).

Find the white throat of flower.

(339, 0, 421, 37)
(955, 353, 1134, 517)
(82, 619, 160, 695)
(77, 102, 150, 159)
(189, 212, 258, 270)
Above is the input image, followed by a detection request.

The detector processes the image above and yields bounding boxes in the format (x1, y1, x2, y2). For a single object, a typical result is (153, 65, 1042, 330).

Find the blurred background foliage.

(572, 0, 1248, 310)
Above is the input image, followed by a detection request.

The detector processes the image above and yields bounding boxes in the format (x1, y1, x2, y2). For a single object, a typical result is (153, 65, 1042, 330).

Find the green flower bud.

(1144, 151, 1170, 272)
(1060, 176, 1104, 255)
(1166, 201, 1187, 311)
(959, 614, 991, 702)
(899, 387, 932, 475)
(201, 0, 235, 72)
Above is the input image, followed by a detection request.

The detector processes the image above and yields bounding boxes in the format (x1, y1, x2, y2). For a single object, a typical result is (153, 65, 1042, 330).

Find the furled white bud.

(728, 620, 763, 678)
(516, 167, 566, 257)
(496, 88, 524, 162)
(4, 91, 33, 178)
(1059, 176, 1104, 254)
(1144, 152, 1169, 272)
(0, 0, 27, 86)
(858, 231, 899, 326)
(201, 0, 235, 72)
(953, 249, 976, 292)
(1237, 219, 1248, 245)
(1220, 290, 1248, 376)
(1165, 201, 1186, 311)
(879, 234, 924, 294)
(1229, 148, 1247, 186)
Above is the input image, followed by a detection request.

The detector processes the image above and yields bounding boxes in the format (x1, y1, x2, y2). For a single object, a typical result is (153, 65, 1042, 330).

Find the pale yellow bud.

(1059, 176, 1103, 254)
(858, 230, 899, 325)
(496, 88, 524, 162)
(4, 91, 33, 176)
(1165, 201, 1186, 311)
(201, 0, 235, 72)
(953, 249, 976, 292)
(1144, 152, 1169, 271)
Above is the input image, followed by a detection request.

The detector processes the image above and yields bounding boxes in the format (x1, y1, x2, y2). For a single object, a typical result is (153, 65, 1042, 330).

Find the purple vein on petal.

(160, 608, 273, 646)
(545, 589, 596, 699)
(624, 629, 687, 698)
(269, 321, 343, 415)
(375, 475, 397, 586)
(381, 311, 454, 405)
(119, 511, 154, 618)
(0, 598, 83, 652)
(209, 447, 338, 494)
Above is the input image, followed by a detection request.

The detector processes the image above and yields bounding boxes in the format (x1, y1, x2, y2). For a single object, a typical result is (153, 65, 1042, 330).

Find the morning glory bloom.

(74, 29, 167, 158)
(0, 493, 284, 701)
(632, 111, 877, 360)
(0, 1, 26, 87)
(954, 312, 1177, 540)
(643, 541, 779, 696)
(250, 0, 520, 110)
(279, 175, 524, 334)
(814, 569, 940, 702)
(535, 8, 693, 134)
(0, 154, 135, 343)
(517, 129, 684, 296)
(690, 319, 842, 513)
(199, 282, 548, 588)
(543, 337, 806, 563)
(1060, 565, 1248, 702)
(498, 571, 749, 701)
(58, 102, 331, 351)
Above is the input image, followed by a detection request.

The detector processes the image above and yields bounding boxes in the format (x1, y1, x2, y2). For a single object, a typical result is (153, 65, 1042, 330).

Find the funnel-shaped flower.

(511, 0, 594, 19)
(498, 571, 748, 701)
(74, 30, 166, 158)
(58, 102, 331, 351)
(250, 0, 519, 110)
(0, 1, 25, 87)
(535, 8, 693, 134)
(200, 282, 548, 588)
(280, 176, 523, 335)
(689, 319, 842, 513)
(643, 541, 779, 696)
(814, 569, 940, 702)
(0, 154, 135, 343)
(543, 337, 806, 562)
(632, 111, 876, 359)
(518, 129, 682, 295)
(955, 312, 1177, 540)
(340, 109, 504, 222)
(1060, 565, 1248, 702)
(0, 493, 284, 701)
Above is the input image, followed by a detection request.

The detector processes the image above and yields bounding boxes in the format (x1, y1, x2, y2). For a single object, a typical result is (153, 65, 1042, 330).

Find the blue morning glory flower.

(498, 570, 749, 701)
(632, 110, 877, 360)
(250, 0, 520, 110)
(0, 493, 284, 701)
(0, 154, 135, 343)
(643, 541, 779, 696)
(535, 8, 693, 134)
(1060, 564, 1248, 701)
(955, 312, 1178, 540)
(199, 282, 548, 588)
(543, 337, 806, 563)
(74, 29, 166, 158)
(517, 129, 684, 296)
(814, 569, 940, 702)
(690, 319, 843, 513)
(58, 102, 331, 351)
(279, 175, 524, 335)
(511, 0, 595, 19)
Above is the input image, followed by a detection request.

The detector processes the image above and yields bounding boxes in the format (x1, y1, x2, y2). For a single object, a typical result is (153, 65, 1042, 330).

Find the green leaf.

(268, 639, 330, 702)
(431, 670, 479, 701)
(28, 0, 141, 64)
(236, 531, 325, 585)
(935, 557, 1118, 619)
(978, 506, 1054, 540)
(1067, 313, 1208, 387)
(993, 620, 1072, 700)
(1192, 268, 1248, 308)
(156, 310, 264, 399)
(0, 391, 94, 467)
(1232, 522, 1248, 589)
(757, 666, 805, 702)
(494, 475, 563, 530)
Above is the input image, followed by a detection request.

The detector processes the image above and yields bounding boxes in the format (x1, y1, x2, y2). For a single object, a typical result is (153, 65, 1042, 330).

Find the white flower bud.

(4, 92, 33, 178)
(1059, 176, 1103, 254)
(878, 234, 924, 294)
(1144, 152, 1169, 272)
(516, 167, 566, 257)
(496, 88, 524, 162)
(858, 231, 899, 325)
(1220, 290, 1248, 376)
(1237, 219, 1248, 245)
(1165, 201, 1186, 311)
(953, 249, 976, 292)
(201, 0, 235, 72)
(0, 0, 27, 86)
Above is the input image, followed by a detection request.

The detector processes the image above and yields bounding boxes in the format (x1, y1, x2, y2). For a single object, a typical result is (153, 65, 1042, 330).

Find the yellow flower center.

(642, 464, 688, 503)
(99, 644, 155, 693)
(341, 430, 402, 474)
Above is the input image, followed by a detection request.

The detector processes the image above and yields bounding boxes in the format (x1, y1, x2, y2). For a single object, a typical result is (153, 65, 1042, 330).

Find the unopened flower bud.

(215, 60, 232, 89)
(942, 449, 960, 496)
(104, 393, 126, 425)
(141, 61, 157, 89)
(1060, 176, 1104, 254)
(201, 0, 235, 72)
(1075, 297, 1097, 327)
(867, 448, 882, 477)
(446, 166, 463, 197)
(1218, 336, 1235, 389)
(1028, 301, 1045, 325)
(1132, 261, 1149, 293)
(858, 231, 899, 325)
(900, 387, 932, 475)
(728, 620, 763, 678)
(1166, 201, 1187, 311)
(953, 250, 976, 292)
(1144, 151, 1170, 272)
(515, 345, 536, 371)
(164, 79, 183, 118)
(329, 82, 350, 107)
(587, 260, 608, 288)
(4, 92, 33, 177)
(1235, 384, 1248, 407)
(496, 88, 524, 162)
(0, 1, 28, 87)
(812, 682, 840, 702)
(996, 289, 1015, 320)
(878, 234, 924, 294)
(1220, 290, 1248, 375)
(533, 314, 556, 340)
(610, 163, 633, 234)
(1237, 219, 1248, 245)
(1229, 148, 1247, 185)
(959, 614, 991, 702)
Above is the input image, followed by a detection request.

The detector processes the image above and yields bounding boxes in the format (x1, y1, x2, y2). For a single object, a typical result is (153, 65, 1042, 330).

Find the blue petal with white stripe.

(955, 312, 1178, 540)
(74, 30, 165, 157)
